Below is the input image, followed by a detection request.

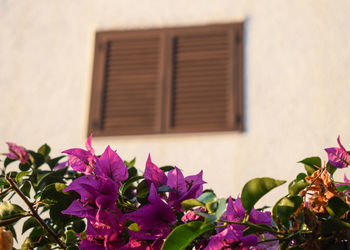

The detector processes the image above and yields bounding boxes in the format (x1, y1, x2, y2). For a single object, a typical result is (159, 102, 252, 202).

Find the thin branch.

(0, 187, 12, 196)
(6, 176, 66, 249)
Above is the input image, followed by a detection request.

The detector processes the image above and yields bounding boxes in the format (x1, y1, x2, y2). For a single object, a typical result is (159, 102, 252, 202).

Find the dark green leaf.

(326, 162, 337, 176)
(326, 196, 349, 218)
(197, 191, 216, 204)
(40, 182, 67, 202)
(161, 221, 214, 250)
(28, 151, 45, 168)
(276, 196, 303, 227)
(0, 201, 27, 226)
(181, 199, 205, 211)
(241, 177, 286, 213)
(21, 237, 33, 250)
(127, 166, 138, 178)
(322, 218, 350, 236)
(136, 180, 150, 205)
(120, 176, 143, 197)
(73, 220, 86, 233)
(19, 162, 31, 171)
(47, 156, 65, 170)
(38, 144, 51, 158)
(22, 217, 39, 234)
(160, 166, 175, 172)
(67, 246, 79, 250)
(299, 157, 321, 175)
(288, 179, 309, 195)
(296, 173, 307, 182)
(4, 157, 16, 168)
(20, 181, 31, 198)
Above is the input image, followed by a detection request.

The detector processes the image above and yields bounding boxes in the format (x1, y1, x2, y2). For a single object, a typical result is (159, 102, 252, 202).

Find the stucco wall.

(1, 0, 350, 209)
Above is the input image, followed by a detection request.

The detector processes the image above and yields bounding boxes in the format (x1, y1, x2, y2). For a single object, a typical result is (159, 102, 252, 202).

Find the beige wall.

(1, 0, 350, 208)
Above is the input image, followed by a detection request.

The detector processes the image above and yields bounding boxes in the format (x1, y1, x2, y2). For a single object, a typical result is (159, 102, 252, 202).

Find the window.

(88, 23, 243, 136)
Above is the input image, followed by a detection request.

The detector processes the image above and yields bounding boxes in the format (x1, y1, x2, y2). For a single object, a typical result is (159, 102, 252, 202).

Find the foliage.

(1, 136, 350, 249)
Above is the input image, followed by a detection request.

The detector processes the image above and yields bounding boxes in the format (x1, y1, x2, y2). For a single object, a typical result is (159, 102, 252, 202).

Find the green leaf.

(20, 180, 31, 198)
(28, 151, 45, 168)
(38, 144, 51, 158)
(197, 191, 216, 204)
(73, 220, 86, 233)
(0, 201, 27, 226)
(22, 217, 39, 234)
(288, 179, 309, 195)
(128, 166, 138, 178)
(162, 221, 214, 250)
(65, 229, 78, 243)
(322, 218, 350, 236)
(40, 183, 67, 203)
(296, 173, 307, 182)
(241, 177, 286, 213)
(124, 158, 136, 168)
(21, 237, 33, 250)
(120, 175, 143, 197)
(326, 162, 337, 176)
(4, 157, 16, 168)
(136, 180, 150, 205)
(16, 171, 31, 183)
(128, 223, 141, 232)
(299, 157, 321, 175)
(215, 198, 227, 219)
(19, 162, 31, 171)
(160, 166, 175, 172)
(276, 196, 303, 227)
(326, 196, 350, 218)
(336, 185, 350, 192)
(47, 156, 65, 170)
(181, 199, 205, 211)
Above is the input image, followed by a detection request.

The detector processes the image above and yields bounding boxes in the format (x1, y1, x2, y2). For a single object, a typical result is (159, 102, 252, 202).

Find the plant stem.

(6, 176, 66, 249)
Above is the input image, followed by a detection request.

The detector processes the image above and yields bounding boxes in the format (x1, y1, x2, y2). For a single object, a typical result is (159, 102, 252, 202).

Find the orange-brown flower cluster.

(300, 167, 339, 213)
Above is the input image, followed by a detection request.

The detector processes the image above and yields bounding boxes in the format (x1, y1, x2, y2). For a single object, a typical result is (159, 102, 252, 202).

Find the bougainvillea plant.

(1, 136, 350, 249)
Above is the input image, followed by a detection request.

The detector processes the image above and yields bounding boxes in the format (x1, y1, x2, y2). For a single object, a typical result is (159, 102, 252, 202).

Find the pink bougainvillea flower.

(120, 237, 163, 250)
(205, 197, 274, 250)
(144, 154, 167, 188)
(62, 174, 119, 221)
(325, 136, 350, 168)
(6, 142, 29, 164)
(167, 167, 206, 211)
(126, 184, 176, 238)
(94, 146, 128, 184)
(62, 135, 96, 174)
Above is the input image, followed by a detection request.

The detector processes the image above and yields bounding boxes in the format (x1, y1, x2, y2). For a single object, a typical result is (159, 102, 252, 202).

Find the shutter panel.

(165, 24, 242, 133)
(88, 32, 163, 136)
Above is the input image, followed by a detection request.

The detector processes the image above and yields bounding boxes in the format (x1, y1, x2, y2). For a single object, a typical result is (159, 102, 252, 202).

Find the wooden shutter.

(88, 31, 164, 136)
(165, 23, 243, 133)
(88, 23, 243, 136)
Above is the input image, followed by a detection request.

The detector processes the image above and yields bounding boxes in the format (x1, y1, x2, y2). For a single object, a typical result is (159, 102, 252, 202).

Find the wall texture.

(1, 0, 350, 208)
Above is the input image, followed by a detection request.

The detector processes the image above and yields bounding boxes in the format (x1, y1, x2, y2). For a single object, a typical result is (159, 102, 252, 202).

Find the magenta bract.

(325, 136, 350, 168)
(6, 142, 29, 164)
(144, 154, 167, 187)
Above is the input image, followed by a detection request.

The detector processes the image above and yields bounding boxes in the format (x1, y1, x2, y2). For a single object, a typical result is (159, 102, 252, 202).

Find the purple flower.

(62, 135, 96, 174)
(62, 175, 119, 221)
(167, 167, 206, 211)
(205, 197, 274, 250)
(144, 154, 167, 188)
(126, 184, 176, 239)
(325, 136, 350, 168)
(6, 142, 29, 164)
(94, 146, 128, 184)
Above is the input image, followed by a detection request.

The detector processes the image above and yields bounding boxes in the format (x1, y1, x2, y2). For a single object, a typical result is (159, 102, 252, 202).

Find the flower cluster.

(2, 136, 350, 249)
(60, 136, 207, 249)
